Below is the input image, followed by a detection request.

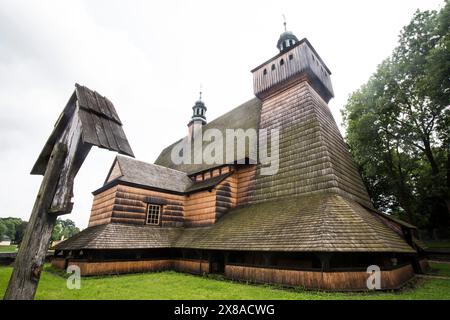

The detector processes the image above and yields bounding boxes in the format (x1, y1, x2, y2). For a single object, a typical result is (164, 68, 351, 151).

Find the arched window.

(280, 59, 284, 66)
(271, 64, 276, 71)
(289, 54, 294, 60)
(263, 69, 267, 75)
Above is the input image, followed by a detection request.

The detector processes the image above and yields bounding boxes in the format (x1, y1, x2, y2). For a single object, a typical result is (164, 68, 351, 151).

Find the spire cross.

(199, 84, 203, 101)
(282, 14, 287, 31)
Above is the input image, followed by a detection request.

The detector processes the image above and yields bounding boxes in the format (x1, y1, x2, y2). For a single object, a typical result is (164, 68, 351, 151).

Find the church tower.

(187, 91, 207, 139)
(251, 28, 373, 208)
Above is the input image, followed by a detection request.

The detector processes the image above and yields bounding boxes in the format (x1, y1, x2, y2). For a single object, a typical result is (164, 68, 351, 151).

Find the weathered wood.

(6, 84, 134, 300)
(50, 109, 92, 214)
(4, 143, 67, 300)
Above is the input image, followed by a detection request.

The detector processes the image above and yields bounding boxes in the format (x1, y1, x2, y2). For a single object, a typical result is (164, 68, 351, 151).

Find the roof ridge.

(339, 196, 411, 251)
(117, 155, 188, 175)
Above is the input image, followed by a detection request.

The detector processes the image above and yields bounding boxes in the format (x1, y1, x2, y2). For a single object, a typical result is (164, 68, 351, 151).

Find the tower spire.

(188, 88, 207, 125)
(276, 15, 299, 52)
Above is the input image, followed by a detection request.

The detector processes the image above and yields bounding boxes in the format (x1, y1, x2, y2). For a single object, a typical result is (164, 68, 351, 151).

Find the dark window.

(271, 64, 276, 70)
(146, 204, 161, 225)
(263, 69, 267, 75)
(289, 54, 293, 60)
(280, 59, 284, 66)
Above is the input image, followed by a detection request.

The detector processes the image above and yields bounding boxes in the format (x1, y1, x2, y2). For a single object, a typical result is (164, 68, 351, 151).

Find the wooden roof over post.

(31, 84, 134, 175)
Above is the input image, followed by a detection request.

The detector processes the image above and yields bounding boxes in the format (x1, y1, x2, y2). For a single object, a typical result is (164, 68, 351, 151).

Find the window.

(280, 58, 284, 66)
(263, 68, 267, 75)
(289, 54, 294, 60)
(271, 64, 276, 71)
(146, 204, 161, 225)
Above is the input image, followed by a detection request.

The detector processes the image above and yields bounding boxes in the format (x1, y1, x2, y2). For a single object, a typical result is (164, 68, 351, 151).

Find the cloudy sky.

(0, 0, 445, 229)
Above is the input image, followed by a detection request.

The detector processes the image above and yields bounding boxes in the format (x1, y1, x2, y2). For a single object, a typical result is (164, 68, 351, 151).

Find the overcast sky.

(0, 0, 445, 229)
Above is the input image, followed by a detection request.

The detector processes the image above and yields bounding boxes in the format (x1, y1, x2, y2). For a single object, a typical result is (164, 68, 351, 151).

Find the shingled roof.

(31, 84, 134, 175)
(56, 193, 415, 253)
(96, 156, 232, 195)
(154, 98, 261, 174)
(104, 156, 193, 193)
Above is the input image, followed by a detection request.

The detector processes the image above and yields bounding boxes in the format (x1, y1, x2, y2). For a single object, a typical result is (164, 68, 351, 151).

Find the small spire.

(282, 14, 287, 32)
(199, 84, 203, 101)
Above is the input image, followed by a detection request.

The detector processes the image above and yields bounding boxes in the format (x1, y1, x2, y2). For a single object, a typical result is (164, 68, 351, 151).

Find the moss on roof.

(56, 193, 415, 253)
(154, 98, 262, 174)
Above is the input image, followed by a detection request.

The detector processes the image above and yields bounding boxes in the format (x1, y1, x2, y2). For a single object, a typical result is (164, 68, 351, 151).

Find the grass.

(0, 245, 17, 253)
(1, 265, 450, 300)
(424, 240, 450, 249)
(429, 261, 450, 277)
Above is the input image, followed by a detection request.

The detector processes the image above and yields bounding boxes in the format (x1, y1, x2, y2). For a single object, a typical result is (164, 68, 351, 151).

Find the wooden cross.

(3, 84, 134, 300)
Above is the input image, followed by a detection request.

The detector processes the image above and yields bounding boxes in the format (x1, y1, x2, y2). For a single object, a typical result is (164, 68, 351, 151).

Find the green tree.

(51, 218, 80, 241)
(0, 218, 23, 243)
(343, 4, 450, 231)
(14, 221, 28, 245)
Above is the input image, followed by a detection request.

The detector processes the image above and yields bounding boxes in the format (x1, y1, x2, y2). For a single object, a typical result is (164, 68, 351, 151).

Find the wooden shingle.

(31, 84, 134, 175)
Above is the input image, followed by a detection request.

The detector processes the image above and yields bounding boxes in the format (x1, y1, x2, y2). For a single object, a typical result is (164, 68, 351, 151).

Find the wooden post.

(4, 143, 67, 300)
(4, 84, 134, 300)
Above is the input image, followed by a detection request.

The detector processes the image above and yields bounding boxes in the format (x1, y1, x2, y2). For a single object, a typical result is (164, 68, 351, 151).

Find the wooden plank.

(4, 143, 67, 300)
(109, 121, 134, 156)
(78, 107, 100, 147)
(100, 117, 119, 150)
(89, 112, 110, 149)
(51, 110, 92, 214)
(94, 91, 114, 120)
(82, 86, 103, 115)
(104, 97, 122, 125)
(75, 84, 89, 109)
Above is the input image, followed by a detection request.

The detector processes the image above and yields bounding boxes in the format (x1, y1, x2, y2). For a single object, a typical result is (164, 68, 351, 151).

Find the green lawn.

(1, 265, 450, 300)
(0, 245, 16, 253)
(429, 261, 450, 277)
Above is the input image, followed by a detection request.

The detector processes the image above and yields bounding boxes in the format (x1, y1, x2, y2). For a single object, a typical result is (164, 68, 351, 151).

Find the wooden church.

(53, 28, 428, 290)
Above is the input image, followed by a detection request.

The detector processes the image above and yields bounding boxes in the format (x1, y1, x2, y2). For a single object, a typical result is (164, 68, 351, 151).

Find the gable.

(105, 159, 123, 183)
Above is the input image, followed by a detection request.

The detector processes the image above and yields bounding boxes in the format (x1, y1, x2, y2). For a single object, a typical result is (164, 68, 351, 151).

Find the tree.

(14, 222, 28, 245)
(51, 219, 80, 242)
(342, 4, 450, 231)
(0, 218, 24, 243)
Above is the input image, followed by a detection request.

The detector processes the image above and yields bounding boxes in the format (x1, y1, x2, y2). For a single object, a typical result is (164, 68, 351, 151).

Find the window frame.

(146, 203, 162, 226)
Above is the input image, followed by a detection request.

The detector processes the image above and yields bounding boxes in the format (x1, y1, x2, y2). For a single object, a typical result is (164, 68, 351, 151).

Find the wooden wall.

(236, 165, 256, 206)
(51, 257, 66, 270)
(52, 258, 210, 276)
(225, 264, 414, 291)
(88, 186, 117, 227)
(113, 185, 184, 227)
(215, 175, 237, 220)
(88, 166, 254, 228)
(184, 189, 217, 227)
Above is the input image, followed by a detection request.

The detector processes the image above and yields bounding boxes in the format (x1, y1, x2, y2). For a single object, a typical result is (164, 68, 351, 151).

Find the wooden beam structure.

(3, 84, 133, 300)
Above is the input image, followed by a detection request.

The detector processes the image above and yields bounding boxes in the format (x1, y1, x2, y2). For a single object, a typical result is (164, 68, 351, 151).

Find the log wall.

(51, 257, 66, 270)
(225, 264, 414, 291)
(236, 165, 257, 206)
(113, 185, 185, 227)
(215, 175, 238, 220)
(52, 258, 210, 276)
(184, 189, 217, 227)
(89, 168, 249, 228)
(88, 186, 117, 227)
